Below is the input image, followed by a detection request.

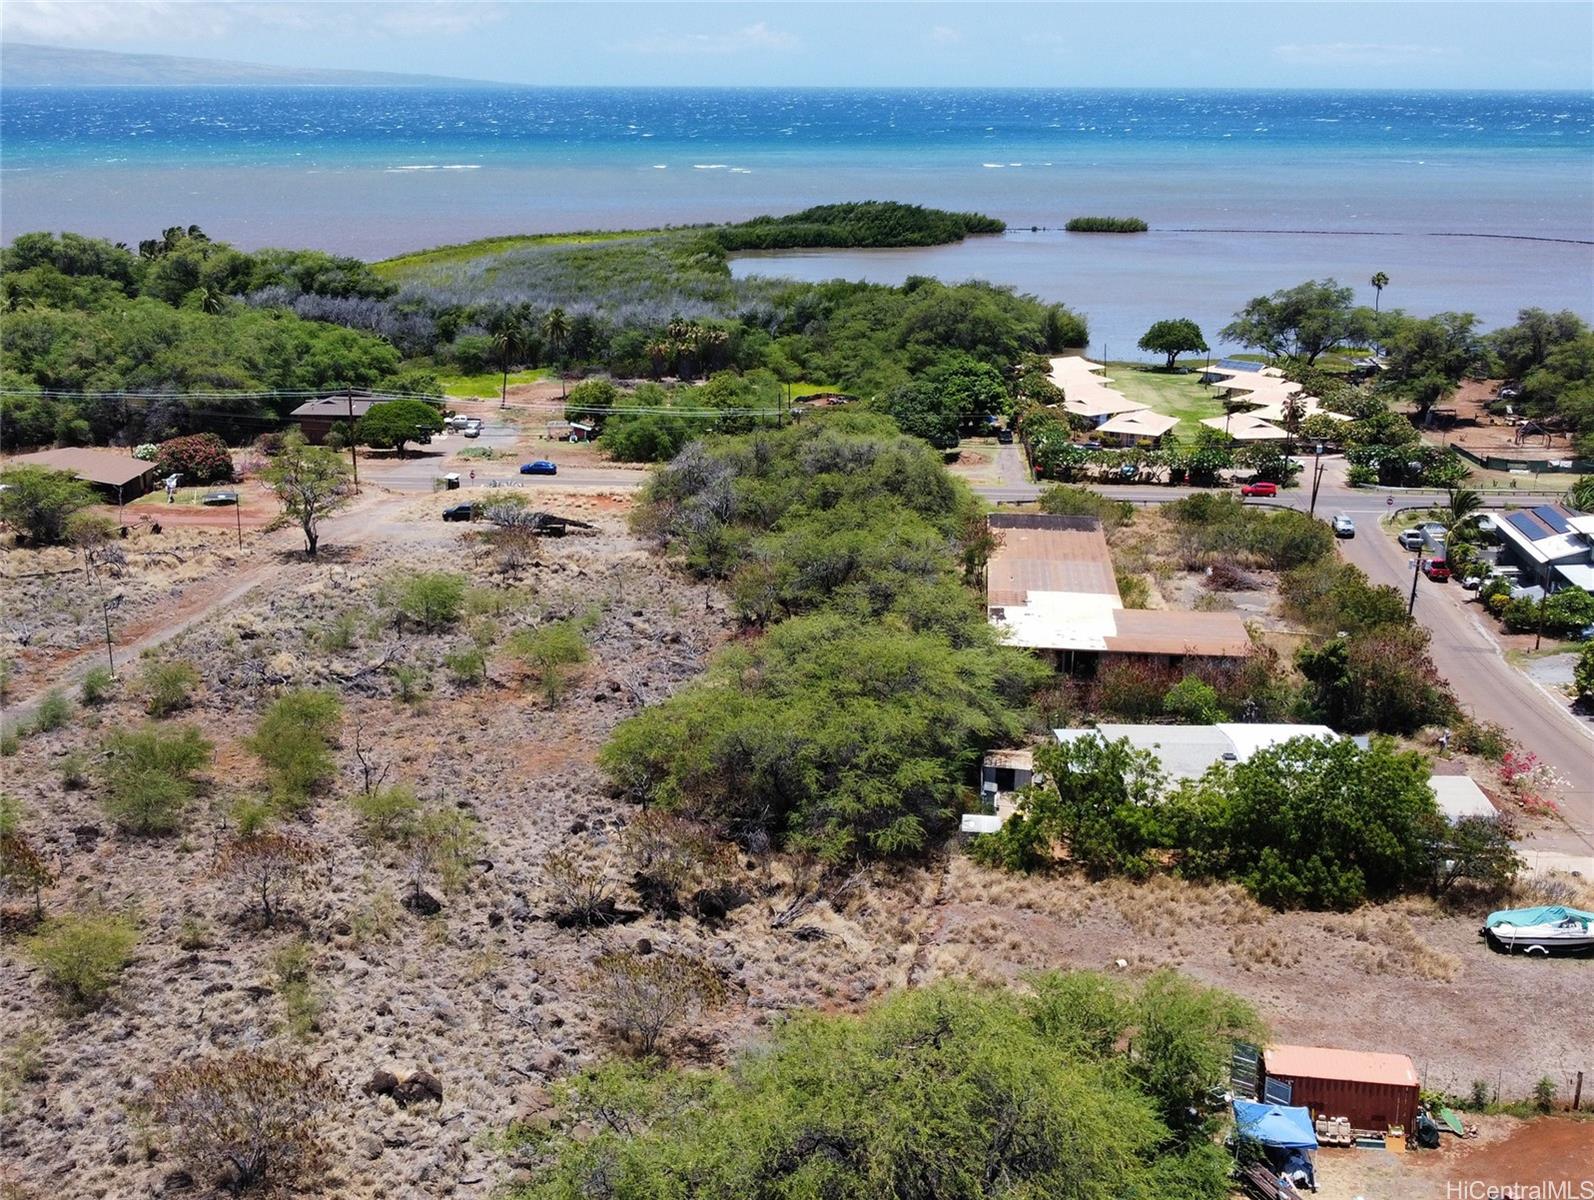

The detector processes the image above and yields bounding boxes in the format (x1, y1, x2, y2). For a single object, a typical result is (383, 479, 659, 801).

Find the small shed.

(1261, 1044, 1419, 1135)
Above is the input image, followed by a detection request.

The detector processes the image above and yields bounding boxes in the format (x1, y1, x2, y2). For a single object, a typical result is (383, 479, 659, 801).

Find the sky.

(1, 0, 1590, 89)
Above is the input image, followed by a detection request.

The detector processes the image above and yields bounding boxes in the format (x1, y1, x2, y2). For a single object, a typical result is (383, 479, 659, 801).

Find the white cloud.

(1, 1, 229, 44)
(0, 1, 506, 45)
(1273, 42, 1457, 67)
(624, 21, 799, 56)
(927, 25, 962, 46)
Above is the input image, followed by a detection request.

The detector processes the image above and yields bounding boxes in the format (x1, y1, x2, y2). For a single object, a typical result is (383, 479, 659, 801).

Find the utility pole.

(1408, 549, 1423, 616)
(235, 484, 243, 551)
(345, 388, 359, 491)
(1308, 445, 1325, 518)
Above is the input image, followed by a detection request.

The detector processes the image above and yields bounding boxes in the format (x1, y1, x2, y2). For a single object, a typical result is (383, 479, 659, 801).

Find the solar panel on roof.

(1506, 512, 1549, 541)
(1216, 358, 1261, 372)
(1532, 506, 1571, 534)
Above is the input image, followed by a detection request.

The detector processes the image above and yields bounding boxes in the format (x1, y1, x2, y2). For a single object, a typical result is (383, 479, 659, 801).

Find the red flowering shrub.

(154, 433, 233, 484)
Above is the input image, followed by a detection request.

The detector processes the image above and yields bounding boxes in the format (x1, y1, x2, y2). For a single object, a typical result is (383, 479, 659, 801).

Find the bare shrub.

(544, 849, 616, 927)
(215, 834, 319, 928)
(151, 1051, 335, 1196)
(620, 812, 734, 914)
(0, 799, 53, 921)
(590, 948, 726, 1055)
(1202, 558, 1258, 592)
(402, 804, 479, 912)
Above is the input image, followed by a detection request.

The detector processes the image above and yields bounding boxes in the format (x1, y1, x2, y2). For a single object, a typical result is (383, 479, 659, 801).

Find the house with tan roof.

(986, 513, 1253, 672)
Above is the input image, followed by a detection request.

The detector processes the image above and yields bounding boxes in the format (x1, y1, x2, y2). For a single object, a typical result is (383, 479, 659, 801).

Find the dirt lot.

(1, 525, 264, 698)
(1439, 380, 1576, 454)
(1315, 1115, 1594, 1199)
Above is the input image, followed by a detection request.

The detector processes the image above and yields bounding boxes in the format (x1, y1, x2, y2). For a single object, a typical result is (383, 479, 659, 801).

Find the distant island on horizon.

(0, 42, 511, 88)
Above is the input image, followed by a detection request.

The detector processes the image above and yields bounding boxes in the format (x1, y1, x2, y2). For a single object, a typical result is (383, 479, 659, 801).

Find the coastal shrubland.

(1, 208, 1089, 454)
(510, 973, 1256, 1200)
(603, 415, 1043, 859)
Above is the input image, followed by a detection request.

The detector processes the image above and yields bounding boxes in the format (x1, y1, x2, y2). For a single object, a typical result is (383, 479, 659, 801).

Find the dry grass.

(1342, 906, 1461, 982)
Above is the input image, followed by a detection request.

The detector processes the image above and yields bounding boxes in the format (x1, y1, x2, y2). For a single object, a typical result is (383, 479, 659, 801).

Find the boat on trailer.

(1481, 905, 1594, 956)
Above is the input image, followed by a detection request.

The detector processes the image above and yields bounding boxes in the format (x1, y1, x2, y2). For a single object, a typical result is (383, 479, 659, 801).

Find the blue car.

(519, 460, 558, 476)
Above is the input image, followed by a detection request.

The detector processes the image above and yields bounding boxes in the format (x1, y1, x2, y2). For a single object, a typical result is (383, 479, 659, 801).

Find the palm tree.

(1445, 486, 1483, 529)
(1370, 272, 1389, 313)
(490, 320, 528, 410)
(542, 307, 571, 362)
(193, 286, 226, 315)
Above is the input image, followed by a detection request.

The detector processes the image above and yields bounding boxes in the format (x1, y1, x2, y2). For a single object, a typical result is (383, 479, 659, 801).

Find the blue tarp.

(1485, 905, 1594, 930)
(1233, 1099, 1319, 1149)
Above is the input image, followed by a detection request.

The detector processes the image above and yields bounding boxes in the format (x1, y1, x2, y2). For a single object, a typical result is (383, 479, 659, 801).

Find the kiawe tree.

(1379, 311, 1485, 425)
(1222, 279, 1374, 366)
(356, 398, 445, 457)
(1138, 318, 1209, 369)
(261, 432, 352, 558)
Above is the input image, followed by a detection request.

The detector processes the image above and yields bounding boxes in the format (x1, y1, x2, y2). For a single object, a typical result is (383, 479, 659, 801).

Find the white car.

(1331, 514, 1355, 538)
(1398, 528, 1425, 549)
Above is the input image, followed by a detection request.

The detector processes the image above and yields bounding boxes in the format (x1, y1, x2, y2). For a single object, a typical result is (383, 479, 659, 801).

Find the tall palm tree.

(542, 308, 572, 397)
(1370, 271, 1389, 314)
(542, 307, 571, 363)
(491, 320, 528, 410)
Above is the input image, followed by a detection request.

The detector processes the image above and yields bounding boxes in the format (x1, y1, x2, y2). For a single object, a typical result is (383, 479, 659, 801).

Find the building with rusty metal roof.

(985, 513, 1252, 669)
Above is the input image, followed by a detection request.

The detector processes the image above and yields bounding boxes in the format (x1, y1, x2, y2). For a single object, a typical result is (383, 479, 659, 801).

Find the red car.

(1423, 559, 1451, 581)
(1239, 481, 1278, 497)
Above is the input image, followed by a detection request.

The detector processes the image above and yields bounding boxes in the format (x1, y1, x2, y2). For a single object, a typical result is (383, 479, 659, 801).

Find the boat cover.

(1233, 1099, 1319, 1149)
(1484, 905, 1594, 929)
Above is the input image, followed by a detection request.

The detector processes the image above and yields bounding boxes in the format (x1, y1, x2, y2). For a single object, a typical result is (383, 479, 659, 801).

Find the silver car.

(1331, 514, 1355, 538)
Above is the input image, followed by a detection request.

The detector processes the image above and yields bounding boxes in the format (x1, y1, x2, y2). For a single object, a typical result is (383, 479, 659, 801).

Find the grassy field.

(436, 367, 552, 398)
(373, 229, 667, 278)
(1104, 363, 1225, 438)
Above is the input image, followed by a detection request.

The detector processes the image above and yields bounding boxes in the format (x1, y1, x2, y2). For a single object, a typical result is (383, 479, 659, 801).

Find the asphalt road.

(969, 459, 1593, 854)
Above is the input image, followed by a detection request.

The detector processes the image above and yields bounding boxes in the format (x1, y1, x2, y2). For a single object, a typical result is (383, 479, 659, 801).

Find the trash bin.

(443, 473, 461, 491)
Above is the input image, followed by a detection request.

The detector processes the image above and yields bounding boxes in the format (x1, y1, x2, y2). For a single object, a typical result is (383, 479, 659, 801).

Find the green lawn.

(789, 381, 843, 399)
(1104, 363, 1225, 439)
(436, 367, 552, 398)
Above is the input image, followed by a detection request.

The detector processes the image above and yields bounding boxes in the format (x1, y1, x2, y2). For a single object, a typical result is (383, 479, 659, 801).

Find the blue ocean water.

(2, 87, 1590, 349)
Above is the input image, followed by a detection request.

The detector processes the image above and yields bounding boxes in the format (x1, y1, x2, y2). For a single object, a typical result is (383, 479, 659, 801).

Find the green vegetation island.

(1065, 216, 1150, 233)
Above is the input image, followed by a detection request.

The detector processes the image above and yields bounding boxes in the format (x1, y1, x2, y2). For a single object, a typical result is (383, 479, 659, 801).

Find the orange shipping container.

(1261, 1044, 1420, 1135)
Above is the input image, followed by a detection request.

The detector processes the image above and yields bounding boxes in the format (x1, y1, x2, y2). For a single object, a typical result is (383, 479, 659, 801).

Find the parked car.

(520, 460, 558, 476)
(1398, 528, 1426, 550)
(1461, 574, 1484, 590)
(1239, 481, 1278, 497)
(442, 502, 478, 522)
(1423, 559, 1452, 582)
(462, 425, 481, 439)
(996, 429, 1014, 444)
(201, 490, 239, 506)
(1331, 514, 1355, 538)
